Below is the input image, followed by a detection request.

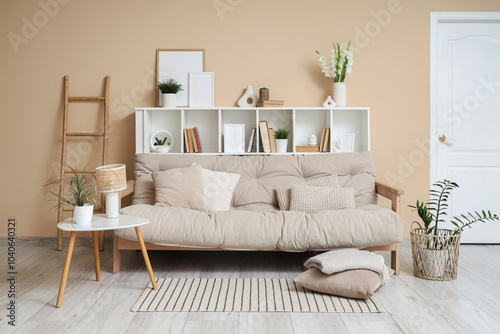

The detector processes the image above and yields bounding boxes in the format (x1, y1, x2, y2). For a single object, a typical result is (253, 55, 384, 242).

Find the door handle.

(438, 134, 456, 143)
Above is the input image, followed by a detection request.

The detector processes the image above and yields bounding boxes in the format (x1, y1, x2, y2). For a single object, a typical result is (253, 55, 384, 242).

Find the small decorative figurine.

(322, 96, 336, 108)
(308, 134, 318, 146)
(237, 86, 258, 107)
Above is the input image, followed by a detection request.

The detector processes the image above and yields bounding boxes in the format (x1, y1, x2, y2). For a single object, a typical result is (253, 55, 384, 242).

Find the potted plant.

(157, 78, 183, 108)
(409, 180, 498, 280)
(43, 165, 99, 226)
(153, 136, 171, 153)
(315, 42, 353, 107)
(274, 128, 289, 153)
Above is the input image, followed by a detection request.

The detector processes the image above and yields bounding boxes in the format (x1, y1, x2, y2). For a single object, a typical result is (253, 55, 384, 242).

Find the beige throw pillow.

(200, 168, 241, 212)
(152, 164, 207, 211)
(276, 175, 339, 211)
(294, 268, 385, 299)
(289, 185, 356, 213)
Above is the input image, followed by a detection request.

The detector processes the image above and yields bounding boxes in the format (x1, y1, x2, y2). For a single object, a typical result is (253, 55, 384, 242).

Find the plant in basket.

(409, 180, 498, 280)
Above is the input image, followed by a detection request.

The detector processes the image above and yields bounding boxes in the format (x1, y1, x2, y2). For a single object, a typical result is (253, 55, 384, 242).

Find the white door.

(430, 12, 500, 243)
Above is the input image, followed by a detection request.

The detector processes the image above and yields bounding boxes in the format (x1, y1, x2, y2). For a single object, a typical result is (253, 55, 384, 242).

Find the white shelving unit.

(135, 107, 370, 154)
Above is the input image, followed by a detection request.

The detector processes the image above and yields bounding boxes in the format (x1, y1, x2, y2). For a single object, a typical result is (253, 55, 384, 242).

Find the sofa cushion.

(275, 174, 339, 211)
(199, 167, 241, 212)
(132, 152, 379, 211)
(289, 185, 356, 213)
(117, 203, 403, 250)
(293, 268, 386, 299)
(152, 164, 207, 211)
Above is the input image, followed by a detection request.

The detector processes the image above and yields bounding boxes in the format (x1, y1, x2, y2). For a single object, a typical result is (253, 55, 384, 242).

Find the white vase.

(162, 93, 176, 108)
(275, 139, 288, 153)
(308, 134, 317, 146)
(155, 145, 171, 153)
(237, 86, 258, 107)
(332, 82, 347, 107)
(73, 204, 93, 225)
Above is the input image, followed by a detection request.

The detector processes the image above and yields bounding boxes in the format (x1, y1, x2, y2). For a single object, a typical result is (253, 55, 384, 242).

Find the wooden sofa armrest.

(118, 180, 135, 208)
(375, 181, 404, 214)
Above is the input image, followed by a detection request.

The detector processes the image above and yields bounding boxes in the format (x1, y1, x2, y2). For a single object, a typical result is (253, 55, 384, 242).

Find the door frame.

(429, 12, 500, 184)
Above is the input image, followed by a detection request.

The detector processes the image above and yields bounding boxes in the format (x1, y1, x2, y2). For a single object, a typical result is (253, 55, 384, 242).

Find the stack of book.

(256, 100, 285, 107)
(184, 127, 202, 153)
(258, 120, 278, 153)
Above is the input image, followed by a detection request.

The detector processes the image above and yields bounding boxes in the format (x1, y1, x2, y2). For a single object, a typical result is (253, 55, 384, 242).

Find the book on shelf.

(189, 129, 198, 153)
(187, 129, 194, 153)
(257, 100, 284, 107)
(319, 128, 326, 152)
(296, 146, 319, 152)
(259, 120, 271, 153)
(247, 128, 256, 152)
(184, 129, 190, 153)
(324, 128, 330, 152)
(193, 127, 202, 153)
(268, 128, 276, 152)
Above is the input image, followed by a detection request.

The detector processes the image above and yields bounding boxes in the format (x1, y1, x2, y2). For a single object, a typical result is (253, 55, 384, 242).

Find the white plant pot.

(73, 204, 93, 226)
(155, 145, 171, 153)
(275, 139, 288, 153)
(332, 82, 347, 107)
(162, 93, 176, 108)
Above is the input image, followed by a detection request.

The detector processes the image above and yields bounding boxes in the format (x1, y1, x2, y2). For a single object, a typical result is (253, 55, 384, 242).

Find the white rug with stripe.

(132, 278, 385, 313)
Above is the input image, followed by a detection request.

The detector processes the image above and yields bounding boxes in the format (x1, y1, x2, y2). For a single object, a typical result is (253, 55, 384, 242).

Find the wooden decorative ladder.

(57, 75, 110, 251)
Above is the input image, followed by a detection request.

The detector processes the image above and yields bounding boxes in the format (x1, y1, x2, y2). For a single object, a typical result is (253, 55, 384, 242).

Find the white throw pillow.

(197, 166, 241, 212)
(289, 185, 356, 213)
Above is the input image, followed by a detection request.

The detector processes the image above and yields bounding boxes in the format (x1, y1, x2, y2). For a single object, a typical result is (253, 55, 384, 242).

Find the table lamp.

(96, 164, 127, 218)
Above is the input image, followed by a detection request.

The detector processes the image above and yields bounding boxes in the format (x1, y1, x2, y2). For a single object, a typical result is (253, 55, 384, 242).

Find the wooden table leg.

(134, 227, 158, 290)
(92, 231, 101, 281)
(56, 231, 76, 308)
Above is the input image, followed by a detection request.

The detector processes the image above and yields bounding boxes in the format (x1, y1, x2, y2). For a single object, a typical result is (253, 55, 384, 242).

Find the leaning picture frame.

(224, 124, 245, 153)
(156, 49, 205, 107)
(340, 134, 355, 152)
(188, 72, 214, 107)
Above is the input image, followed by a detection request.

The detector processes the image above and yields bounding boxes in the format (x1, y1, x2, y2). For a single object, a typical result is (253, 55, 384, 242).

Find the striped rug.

(132, 278, 385, 313)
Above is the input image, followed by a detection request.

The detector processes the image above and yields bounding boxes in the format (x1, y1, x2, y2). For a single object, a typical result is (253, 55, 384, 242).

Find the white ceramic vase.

(73, 204, 93, 225)
(332, 82, 347, 107)
(308, 134, 318, 146)
(237, 86, 258, 107)
(275, 139, 288, 153)
(155, 145, 171, 153)
(162, 93, 176, 108)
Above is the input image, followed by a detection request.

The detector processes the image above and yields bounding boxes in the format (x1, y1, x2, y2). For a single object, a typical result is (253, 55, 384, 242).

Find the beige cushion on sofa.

(293, 268, 384, 299)
(276, 174, 339, 211)
(152, 164, 207, 211)
(289, 185, 356, 213)
(118, 204, 403, 251)
(200, 167, 240, 212)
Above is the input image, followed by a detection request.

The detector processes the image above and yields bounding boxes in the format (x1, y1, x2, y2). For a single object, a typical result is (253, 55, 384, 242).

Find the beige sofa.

(114, 152, 404, 274)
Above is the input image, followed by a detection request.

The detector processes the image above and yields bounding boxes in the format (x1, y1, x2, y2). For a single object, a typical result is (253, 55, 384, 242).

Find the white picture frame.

(224, 124, 245, 153)
(188, 72, 214, 107)
(156, 49, 205, 107)
(340, 134, 355, 152)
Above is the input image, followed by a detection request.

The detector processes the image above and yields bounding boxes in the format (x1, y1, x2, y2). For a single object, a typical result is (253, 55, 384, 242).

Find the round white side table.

(56, 214, 158, 307)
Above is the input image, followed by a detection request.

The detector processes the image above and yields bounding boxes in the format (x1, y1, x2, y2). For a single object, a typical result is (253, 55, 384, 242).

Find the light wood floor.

(1, 238, 499, 334)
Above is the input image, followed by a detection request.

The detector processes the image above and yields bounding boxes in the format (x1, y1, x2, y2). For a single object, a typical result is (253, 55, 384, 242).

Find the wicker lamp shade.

(96, 164, 127, 192)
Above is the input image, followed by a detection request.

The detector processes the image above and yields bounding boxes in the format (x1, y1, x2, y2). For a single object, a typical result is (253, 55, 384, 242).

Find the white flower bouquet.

(315, 42, 354, 83)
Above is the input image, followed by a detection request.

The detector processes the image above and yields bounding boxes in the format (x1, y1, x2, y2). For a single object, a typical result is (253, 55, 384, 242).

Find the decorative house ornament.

(237, 86, 258, 107)
(259, 87, 269, 101)
(308, 134, 318, 146)
(322, 96, 336, 108)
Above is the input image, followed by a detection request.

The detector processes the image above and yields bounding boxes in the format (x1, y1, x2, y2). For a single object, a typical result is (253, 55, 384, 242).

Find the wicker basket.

(410, 221, 461, 281)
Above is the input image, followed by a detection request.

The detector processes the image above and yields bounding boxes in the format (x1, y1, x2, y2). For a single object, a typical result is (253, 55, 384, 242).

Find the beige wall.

(1, 0, 499, 237)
